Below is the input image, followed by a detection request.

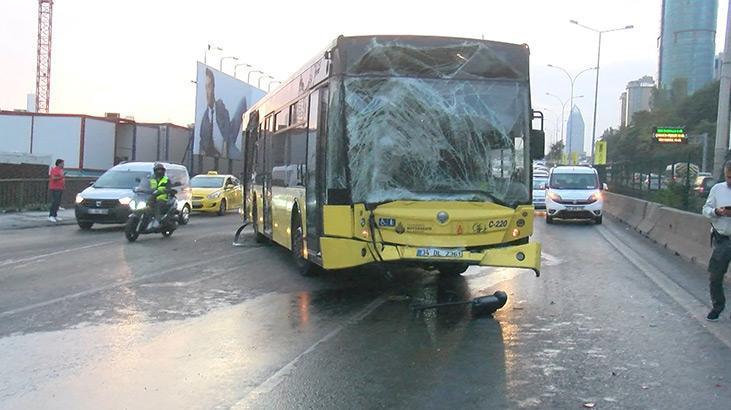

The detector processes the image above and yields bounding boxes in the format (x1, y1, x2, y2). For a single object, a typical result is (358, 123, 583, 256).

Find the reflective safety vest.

(150, 176, 169, 201)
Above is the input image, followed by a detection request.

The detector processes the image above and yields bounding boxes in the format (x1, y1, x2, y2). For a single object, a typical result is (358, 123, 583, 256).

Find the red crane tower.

(36, 0, 53, 113)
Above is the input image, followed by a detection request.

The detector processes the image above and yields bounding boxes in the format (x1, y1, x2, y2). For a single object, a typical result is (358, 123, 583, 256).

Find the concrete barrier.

(605, 192, 712, 265)
(604, 192, 648, 229)
(637, 202, 662, 236)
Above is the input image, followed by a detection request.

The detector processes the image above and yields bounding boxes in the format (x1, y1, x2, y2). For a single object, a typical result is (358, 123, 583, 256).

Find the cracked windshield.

(2, 0, 731, 409)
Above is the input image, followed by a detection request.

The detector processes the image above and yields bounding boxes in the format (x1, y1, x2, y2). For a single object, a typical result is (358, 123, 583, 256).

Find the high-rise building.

(619, 92, 628, 127)
(621, 76, 655, 126)
(566, 105, 585, 156)
(658, 0, 718, 96)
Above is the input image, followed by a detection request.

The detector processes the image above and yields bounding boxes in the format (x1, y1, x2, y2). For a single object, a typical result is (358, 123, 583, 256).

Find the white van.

(545, 166, 604, 224)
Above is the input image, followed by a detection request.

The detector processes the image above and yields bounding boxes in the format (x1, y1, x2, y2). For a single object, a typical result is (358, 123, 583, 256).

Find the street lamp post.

(547, 64, 596, 157)
(219, 56, 239, 72)
(234, 63, 252, 79)
(268, 80, 282, 91)
(203, 44, 222, 65)
(545, 92, 585, 147)
(247, 70, 264, 84)
(570, 19, 634, 159)
(258, 75, 274, 89)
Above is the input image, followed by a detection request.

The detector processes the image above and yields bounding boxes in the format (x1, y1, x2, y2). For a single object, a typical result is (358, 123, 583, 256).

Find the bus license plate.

(88, 209, 108, 215)
(416, 248, 463, 258)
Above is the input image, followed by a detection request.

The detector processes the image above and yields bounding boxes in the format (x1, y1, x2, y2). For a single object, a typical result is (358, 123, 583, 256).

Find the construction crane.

(36, 0, 53, 113)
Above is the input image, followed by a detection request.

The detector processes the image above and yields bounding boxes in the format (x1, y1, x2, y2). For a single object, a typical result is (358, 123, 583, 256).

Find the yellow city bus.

(241, 35, 545, 276)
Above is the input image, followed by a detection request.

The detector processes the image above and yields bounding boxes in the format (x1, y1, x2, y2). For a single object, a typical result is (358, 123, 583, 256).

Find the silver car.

(532, 177, 548, 209)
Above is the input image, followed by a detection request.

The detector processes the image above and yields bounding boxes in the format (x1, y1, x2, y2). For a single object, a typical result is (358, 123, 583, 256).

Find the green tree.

(546, 140, 564, 162)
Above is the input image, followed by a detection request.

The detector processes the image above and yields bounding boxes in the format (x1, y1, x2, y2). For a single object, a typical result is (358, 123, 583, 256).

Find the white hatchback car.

(545, 166, 604, 224)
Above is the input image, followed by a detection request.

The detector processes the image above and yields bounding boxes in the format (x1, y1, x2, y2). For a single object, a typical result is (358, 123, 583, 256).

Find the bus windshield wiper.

(445, 189, 513, 207)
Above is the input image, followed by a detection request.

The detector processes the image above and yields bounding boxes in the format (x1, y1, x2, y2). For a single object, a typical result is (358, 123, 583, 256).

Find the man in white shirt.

(702, 161, 731, 320)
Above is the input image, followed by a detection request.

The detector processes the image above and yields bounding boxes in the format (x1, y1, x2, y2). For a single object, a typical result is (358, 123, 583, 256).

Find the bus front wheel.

(252, 202, 267, 243)
(291, 212, 316, 276)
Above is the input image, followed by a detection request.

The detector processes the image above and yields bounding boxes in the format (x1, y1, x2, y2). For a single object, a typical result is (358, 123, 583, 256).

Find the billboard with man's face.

(193, 62, 266, 159)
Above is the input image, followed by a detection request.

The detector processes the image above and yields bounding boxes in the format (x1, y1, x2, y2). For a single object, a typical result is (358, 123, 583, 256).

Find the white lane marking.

(0, 241, 117, 268)
(234, 295, 388, 408)
(597, 225, 731, 350)
(0, 250, 252, 319)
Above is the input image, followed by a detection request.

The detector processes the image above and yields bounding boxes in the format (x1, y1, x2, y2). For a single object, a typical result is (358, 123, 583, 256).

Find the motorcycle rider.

(149, 162, 170, 229)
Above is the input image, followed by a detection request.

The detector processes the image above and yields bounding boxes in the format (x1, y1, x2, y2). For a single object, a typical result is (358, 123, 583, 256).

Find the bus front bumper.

(319, 237, 541, 276)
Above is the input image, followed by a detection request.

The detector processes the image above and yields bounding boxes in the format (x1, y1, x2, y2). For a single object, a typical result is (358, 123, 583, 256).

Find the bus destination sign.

(653, 127, 687, 144)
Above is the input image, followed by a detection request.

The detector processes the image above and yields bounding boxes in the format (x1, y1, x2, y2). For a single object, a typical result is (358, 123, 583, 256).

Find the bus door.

(243, 111, 259, 219)
(263, 116, 273, 237)
(305, 87, 328, 257)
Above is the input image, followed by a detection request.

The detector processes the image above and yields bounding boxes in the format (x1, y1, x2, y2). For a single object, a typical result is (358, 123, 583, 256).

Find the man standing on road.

(48, 159, 65, 223)
(703, 160, 731, 321)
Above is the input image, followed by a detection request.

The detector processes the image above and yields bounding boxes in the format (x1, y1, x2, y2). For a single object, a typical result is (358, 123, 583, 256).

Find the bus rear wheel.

(291, 212, 316, 276)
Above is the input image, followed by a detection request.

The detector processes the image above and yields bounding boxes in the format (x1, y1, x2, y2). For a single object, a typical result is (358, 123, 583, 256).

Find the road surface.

(1, 213, 730, 409)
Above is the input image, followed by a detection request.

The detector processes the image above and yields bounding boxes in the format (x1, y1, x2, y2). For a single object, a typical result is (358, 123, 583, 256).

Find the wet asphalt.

(1, 211, 731, 409)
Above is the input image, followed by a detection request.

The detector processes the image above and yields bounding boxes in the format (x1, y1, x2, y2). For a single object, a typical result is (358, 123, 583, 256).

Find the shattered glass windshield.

(344, 77, 529, 206)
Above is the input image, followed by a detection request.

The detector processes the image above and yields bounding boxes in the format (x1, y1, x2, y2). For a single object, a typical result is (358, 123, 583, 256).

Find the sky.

(0, 0, 728, 153)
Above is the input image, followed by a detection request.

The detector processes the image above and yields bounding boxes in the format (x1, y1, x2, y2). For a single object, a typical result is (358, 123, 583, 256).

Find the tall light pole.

(570, 20, 634, 159)
(258, 74, 274, 89)
(546, 92, 584, 147)
(547, 64, 596, 156)
(219, 56, 238, 72)
(203, 44, 222, 65)
(234, 63, 252, 79)
(268, 80, 282, 91)
(247, 70, 264, 84)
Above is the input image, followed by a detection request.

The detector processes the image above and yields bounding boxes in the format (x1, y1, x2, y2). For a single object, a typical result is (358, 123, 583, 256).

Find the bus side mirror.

(530, 129, 545, 161)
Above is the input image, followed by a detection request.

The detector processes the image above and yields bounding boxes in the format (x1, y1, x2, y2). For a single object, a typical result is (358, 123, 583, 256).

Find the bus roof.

(246, 35, 530, 119)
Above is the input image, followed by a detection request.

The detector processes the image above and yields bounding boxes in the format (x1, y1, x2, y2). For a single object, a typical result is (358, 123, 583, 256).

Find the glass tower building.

(566, 105, 585, 156)
(658, 0, 718, 96)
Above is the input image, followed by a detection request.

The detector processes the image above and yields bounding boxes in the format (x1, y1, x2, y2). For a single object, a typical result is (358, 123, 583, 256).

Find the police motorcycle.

(124, 176, 182, 242)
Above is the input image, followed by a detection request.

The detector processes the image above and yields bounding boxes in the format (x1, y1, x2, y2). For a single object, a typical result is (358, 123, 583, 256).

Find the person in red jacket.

(48, 159, 65, 223)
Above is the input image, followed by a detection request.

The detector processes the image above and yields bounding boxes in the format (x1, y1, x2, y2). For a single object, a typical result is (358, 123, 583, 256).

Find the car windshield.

(93, 171, 149, 189)
(191, 177, 225, 188)
(532, 179, 548, 189)
(549, 173, 598, 190)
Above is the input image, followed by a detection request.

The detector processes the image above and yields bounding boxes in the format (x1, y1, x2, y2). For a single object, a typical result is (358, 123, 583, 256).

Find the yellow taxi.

(190, 172, 242, 215)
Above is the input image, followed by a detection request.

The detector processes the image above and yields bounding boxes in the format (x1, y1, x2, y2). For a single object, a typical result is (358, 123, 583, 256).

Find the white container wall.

(0, 114, 33, 153)
(168, 126, 190, 165)
(32, 116, 82, 168)
(83, 118, 116, 170)
(115, 123, 135, 163)
(134, 125, 159, 162)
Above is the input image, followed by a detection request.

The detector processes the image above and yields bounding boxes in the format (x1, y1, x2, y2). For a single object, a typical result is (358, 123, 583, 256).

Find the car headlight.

(133, 200, 147, 210)
(119, 197, 132, 205)
(75, 194, 84, 204)
(207, 191, 222, 199)
(587, 192, 602, 203)
(547, 192, 562, 202)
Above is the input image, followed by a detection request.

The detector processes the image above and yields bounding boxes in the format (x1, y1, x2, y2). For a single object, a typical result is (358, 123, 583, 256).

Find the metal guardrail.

(0, 177, 96, 211)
